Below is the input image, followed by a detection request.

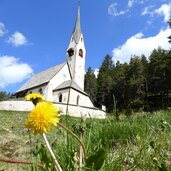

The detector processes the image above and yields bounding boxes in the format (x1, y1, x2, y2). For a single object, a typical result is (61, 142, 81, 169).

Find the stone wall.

(0, 100, 106, 119)
(0, 101, 34, 111)
(53, 102, 106, 119)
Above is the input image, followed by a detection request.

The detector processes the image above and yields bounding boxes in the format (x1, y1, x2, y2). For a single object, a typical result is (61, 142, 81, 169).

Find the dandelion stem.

(57, 122, 87, 164)
(79, 132, 83, 170)
(0, 157, 44, 169)
(43, 133, 63, 171)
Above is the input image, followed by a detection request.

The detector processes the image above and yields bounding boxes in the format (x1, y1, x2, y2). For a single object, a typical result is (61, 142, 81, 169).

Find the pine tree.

(148, 48, 169, 109)
(126, 56, 146, 110)
(112, 61, 128, 110)
(84, 67, 97, 104)
(97, 54, 114, 112)
(0, 91, 11, 101)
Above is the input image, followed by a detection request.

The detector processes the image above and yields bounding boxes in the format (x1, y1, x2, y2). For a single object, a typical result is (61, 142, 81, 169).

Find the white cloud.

(141, 3, 171, 23)
(7, 31, 27, 47)
(0, 22, 6, 37)
(128, 0, 135, 8)
(146, 20, 153, 25)
(112, 28, 170, 63)
(94, 69, 99, 78)
(128, 0, 145, 8)
(141, 6, 154, 16)
(139, 0, 145, 4)
(108, 1, 145, 17)
(0, 56, 33, 88)
(108, 3, 127, 16)
(108, 1, 146, 17)
(155, 3, 171, 22)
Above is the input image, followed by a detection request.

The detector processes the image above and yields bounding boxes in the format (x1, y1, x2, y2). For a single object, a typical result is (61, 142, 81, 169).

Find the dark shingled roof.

(53, 80, 87, 95)
(17, 63, 66, 92)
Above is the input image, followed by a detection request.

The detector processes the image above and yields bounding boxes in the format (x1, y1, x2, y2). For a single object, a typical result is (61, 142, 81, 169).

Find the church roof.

(53, 80, 87, 95)
(17, 63, 66, 92)
(73, 3, 81, 44)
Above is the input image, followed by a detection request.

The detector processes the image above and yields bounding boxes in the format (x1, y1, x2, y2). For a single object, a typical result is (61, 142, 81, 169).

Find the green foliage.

(148, 48, 171, 110)
(84, 67, 97, 104)
(0, 91, 11, 101)
(124, 129, 169, 170)
(97, 54, 114, 112)
(1, 110, 171, 170)
(91, 49, 171, 113)
(36, 143, 54, 170)
(86, 149, 107, 170)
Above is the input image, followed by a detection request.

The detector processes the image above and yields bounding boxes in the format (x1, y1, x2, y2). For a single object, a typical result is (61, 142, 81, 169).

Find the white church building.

(8, 4, 106, 118)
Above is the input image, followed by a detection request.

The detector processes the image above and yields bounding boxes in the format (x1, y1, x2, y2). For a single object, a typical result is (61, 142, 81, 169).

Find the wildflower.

(26, 102, 60, 134)
(25, 93, 45, 105)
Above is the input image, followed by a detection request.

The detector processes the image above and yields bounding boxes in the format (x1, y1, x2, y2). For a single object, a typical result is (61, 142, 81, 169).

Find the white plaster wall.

(53, 88, 94, 107)
(53, 89, 69, 103)
(0, 101, 106, 119)
(54, 103, 106, 119)
(24, 84, 48, 97)
(0, 101, 34, 111)
(69, 89, 94, 107)
(73, 34, 86, 90)
(46, 63, 71, 101)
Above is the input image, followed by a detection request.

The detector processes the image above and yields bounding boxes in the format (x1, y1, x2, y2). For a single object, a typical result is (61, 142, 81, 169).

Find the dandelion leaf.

(86, 149, 107, 170)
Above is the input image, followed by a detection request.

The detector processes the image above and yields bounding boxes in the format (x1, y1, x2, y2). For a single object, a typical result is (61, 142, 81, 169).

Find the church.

(14, 3, 106, 118)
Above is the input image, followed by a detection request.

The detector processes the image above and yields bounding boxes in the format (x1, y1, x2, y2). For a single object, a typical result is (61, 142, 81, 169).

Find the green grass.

(0, 111, 30, 170)
(0, 110, 171, 170)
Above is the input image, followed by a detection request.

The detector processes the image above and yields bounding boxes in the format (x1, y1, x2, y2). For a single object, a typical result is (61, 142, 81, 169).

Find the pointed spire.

(73, 0, 81, 44)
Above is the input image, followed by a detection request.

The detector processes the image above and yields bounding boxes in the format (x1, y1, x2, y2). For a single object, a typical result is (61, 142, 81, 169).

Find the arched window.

(39, 88, 43, 94)
(79, 49, 83, 57)
(76, 95, 80, 105)
(59, 93, 62, 103)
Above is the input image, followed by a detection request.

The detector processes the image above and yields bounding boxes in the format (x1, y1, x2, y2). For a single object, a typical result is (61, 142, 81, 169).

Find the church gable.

(53, 87, 94, 107)
(53, 80, 87, 95)
(53, 80, 94, 107)
(44, 63, 71, 101)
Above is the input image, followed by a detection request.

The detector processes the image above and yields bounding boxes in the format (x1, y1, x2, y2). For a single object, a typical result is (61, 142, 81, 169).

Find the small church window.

(39, 88, 43, 94)
(76, 95, 80, 105)
(59, 93, 63, 103)
(67, 48, 74, 57)
(79, 49, 83, 57)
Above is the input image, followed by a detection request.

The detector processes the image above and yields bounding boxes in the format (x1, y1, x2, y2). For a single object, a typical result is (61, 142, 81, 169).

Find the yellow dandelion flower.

(25, 93, 45, 105)
(26, 102, 60, 134)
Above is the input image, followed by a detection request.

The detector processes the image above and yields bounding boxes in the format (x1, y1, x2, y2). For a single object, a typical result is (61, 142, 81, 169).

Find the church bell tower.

(66, 1, 86, 90)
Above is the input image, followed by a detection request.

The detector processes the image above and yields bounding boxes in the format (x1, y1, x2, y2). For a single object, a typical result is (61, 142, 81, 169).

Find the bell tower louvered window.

(79, 49, 83, 57)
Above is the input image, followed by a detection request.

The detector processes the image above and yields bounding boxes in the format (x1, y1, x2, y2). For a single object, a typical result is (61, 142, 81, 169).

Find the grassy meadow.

(0, 110, 171, 170)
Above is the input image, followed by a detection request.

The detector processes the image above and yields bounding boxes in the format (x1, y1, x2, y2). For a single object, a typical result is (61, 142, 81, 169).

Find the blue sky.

(0, 0, 170, 93)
